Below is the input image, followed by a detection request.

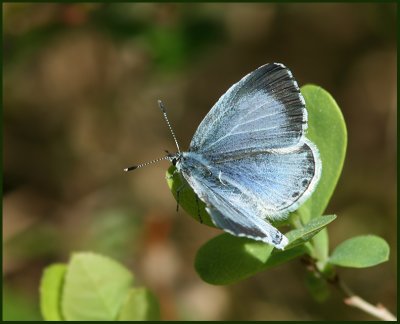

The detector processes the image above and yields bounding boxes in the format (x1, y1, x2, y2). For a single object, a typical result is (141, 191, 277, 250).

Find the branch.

(301, 256, 397, 321)
(335, 276, 397, 321)
(343, 296, 397, 321)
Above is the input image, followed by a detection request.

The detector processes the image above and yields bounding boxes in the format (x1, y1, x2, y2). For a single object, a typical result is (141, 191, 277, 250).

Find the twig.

(302, 256, 397, 321)
(335, 276, 397, 321)
(344, 296, 397, 321)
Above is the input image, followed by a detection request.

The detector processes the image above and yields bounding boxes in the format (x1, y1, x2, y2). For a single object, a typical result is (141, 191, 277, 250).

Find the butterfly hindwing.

(209, 139, 321, 221)
(178, 155, 289, 249)
(179, 139, 320, 249)
(206, 206, 288, 250)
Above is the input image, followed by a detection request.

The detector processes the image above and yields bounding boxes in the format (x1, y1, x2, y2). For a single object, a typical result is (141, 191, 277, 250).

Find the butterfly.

(125, 63, 322, 250)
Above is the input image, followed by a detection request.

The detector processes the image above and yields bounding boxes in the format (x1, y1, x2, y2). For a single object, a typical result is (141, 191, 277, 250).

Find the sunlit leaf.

(40, 263, 67, 321)
(117, 288, 160, 321)
(284, 215, 336, 250)
(62, 252, 133, 320)
(195, 234, 307, 285)
(296, 85, 347, 222)
(329, 235, 390, 268)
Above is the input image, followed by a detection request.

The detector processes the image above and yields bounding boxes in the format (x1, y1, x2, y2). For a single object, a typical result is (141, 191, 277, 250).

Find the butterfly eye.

(172, 158, 177, 166)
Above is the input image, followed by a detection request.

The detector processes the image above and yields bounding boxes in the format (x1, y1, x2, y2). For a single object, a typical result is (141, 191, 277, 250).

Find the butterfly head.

(165, 150, 183, 168)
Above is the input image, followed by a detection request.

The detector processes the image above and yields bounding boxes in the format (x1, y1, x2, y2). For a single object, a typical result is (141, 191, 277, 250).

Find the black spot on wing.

(272, 231, 283, 245)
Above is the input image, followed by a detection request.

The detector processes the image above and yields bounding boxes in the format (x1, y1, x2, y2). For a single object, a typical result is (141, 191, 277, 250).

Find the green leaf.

(166, 166, 213, 227)
(329, 235, 390, 268)
(310, 228, 330, 271)
(195, 234, 307, 285)
(40, 263, 67, 321)
(62, 252, 134, 320)
(305, 271, 330, 303)
(193, 215, 335, 286)
(296, 85, 347, 222)
(117, 287, 160, 321)
(285, 215, 336, 250)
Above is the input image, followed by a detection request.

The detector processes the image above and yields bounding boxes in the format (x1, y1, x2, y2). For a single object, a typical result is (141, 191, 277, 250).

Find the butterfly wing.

(179, 62, 321, 249)
(208, 139, 321, 220)
(179, 140, 320, 249)
(179, 154, 289, 249)
(206, 204, 288, 250)
(189, 63, 307, 155)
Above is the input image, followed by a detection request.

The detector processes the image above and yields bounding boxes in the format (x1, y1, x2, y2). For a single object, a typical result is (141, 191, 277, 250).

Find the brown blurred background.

(3, 3, 396, 320)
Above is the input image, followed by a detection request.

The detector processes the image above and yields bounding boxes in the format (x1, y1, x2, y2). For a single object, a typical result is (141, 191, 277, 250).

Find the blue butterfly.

(125, 63, 321, 250)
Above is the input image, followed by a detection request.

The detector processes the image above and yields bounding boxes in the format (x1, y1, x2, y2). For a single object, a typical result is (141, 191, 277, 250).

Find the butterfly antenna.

(158, 100, 181, 153)
(124, 155, 171, 172)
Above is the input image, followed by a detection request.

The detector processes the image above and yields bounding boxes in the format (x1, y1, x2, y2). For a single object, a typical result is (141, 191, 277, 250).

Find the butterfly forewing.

(189, 63, 307, 155)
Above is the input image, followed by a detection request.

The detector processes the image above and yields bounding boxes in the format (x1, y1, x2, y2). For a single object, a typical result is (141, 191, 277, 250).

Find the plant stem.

(302, 256, 396, 321)
(343, 296, 396, 321)
(332, 275, 397, 321)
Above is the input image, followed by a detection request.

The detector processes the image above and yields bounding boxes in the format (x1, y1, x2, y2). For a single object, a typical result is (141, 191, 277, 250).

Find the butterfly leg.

(195, 195, 203, 223)
(175, 183, 186, 212)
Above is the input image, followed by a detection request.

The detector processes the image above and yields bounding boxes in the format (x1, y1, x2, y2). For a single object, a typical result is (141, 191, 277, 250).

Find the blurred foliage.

(40, 253, 160, 321)
(4, 3, 224, 72)
(3, 3, 396, 321)
(3, 285, 42, 321)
